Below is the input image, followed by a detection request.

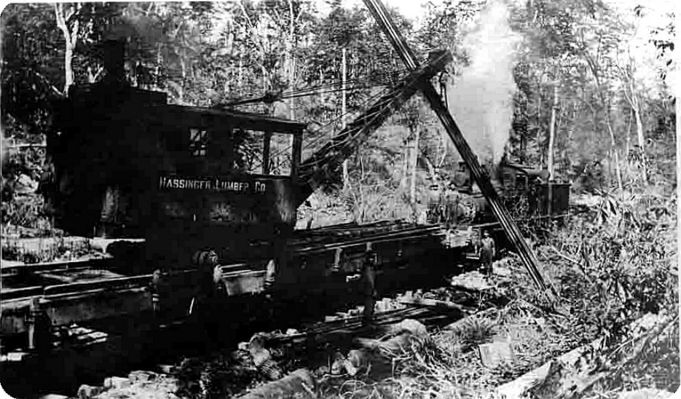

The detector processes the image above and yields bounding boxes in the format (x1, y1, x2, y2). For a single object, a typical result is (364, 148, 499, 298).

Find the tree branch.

(70, 18, 79, 47)
(54, 3, 70, 41)
(64, 2, 85, 32)
(31, 69, 63, 97)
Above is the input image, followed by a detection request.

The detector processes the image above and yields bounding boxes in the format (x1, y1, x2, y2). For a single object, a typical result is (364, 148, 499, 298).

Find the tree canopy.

(1, 0, 676, 224)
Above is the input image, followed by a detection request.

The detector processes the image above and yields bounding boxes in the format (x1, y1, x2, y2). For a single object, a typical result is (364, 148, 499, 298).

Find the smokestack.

(102, 39, 125, 82)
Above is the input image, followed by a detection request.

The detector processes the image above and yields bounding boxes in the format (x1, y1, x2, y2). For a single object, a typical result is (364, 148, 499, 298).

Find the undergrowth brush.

(318, 189, 678, 398)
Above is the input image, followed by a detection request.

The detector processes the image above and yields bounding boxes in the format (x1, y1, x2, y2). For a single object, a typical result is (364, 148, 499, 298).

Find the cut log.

(249, 334, 283, 380)
(398, 298, 472, 313)
(355, 332, 414, 355)
(496, 313, 676, 399)
(495, 337, 605, 399)
(382, 318, 428, 337)
(618, 388, 674, 399)
(238, 368, 316, 399)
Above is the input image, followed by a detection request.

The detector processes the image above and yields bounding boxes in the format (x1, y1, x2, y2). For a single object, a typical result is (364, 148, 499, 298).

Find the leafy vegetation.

(1, 0, 675, 224)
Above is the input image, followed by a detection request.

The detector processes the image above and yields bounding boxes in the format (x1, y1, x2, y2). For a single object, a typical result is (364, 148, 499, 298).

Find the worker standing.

(362, 250, 378, 326)
(479, 230, 495, 276)
(189, 249, 221, 348)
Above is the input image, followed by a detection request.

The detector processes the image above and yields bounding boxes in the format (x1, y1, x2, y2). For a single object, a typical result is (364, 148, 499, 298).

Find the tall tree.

(1, 3, 61, 133)
(53, 3, 82, 95)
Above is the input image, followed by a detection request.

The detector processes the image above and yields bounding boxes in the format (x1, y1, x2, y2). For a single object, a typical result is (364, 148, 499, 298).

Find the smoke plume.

(447, 0, 520, 166)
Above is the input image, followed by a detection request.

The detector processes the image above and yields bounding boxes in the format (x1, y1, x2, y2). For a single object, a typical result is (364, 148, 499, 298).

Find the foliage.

(511, 189, 678, 345)
(1, 235, 92, 263)
(0, 193, 49, 230)
(0, 2, 676, 397)
(1, 0, 676, 232)
(448, 316, 496, 350)
(1, 3, 61, 133)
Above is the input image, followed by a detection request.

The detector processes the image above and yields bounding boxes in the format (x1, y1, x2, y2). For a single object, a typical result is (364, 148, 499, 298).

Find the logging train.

(2, 19, 569, 398)
(426, 160, 570, 225)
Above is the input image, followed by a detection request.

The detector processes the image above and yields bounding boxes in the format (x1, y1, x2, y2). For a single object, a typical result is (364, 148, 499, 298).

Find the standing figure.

(479, 230, 496, 275)
(191, 249, 222, 348)
(362, 250, 378, 326)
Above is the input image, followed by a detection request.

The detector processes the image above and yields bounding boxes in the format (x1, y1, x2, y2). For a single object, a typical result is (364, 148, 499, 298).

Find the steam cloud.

(447, 0, 520, 166)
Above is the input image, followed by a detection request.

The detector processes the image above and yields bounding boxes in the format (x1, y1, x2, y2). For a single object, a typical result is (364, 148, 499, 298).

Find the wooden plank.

(43, 274, 153, 296)
(42, 287, 152, 327)
(1, 285, 43, 300)
(0, 256, 112, 273)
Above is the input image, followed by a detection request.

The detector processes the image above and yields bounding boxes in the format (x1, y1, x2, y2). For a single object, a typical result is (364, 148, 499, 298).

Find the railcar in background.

(427, 161, 570, 225)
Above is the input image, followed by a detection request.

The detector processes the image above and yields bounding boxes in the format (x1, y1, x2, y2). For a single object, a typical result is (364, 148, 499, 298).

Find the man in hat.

(479, 230, 496, 276)
(362, 250, 378, 325)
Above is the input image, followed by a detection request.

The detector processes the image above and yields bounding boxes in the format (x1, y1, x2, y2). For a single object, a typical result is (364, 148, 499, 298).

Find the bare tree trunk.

(547, 84, 558, 180)
(287, 0, 295, 120)
(437, 132, 447, 168)
(54, 3, 80, 96)
(584, 53, 623, 190)
(632, 98, 647, 182)
(62, 26, 75, 92)
(536, 81, 543, 166)
(401, 145, 409, 189)
(621, 67, 648, 183)
(238, 48, 244, 94)
(566, 101, 576, 175)
(341, 48, 349, 190)
(319, 70, 324, 99)
(155, 43, 163, 90)
(261, 65, 269, 112)
(625, 108, 632, 180)
(410, 125, 420, 204)
(625, 108, 632, 157)
(633, 102, 644, 148)
(606, 119, 623, 190)
(179, 58, 187, 104)
(422, 155, 438, 183)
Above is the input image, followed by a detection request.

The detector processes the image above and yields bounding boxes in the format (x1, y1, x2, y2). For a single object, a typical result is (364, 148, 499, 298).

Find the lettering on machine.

(158, 176, 266, 193)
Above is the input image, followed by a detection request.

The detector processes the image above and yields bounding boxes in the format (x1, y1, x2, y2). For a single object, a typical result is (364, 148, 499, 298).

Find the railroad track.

(0, 222, 458, 318)
(41, 278, 498, 399)
(0, 221, 473, 397)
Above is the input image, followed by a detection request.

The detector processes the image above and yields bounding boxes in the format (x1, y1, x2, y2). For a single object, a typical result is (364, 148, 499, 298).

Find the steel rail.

(291, 226, 443, 253)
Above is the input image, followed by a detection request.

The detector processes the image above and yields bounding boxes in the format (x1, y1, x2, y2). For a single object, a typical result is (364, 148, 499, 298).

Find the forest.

(0, 0, 676, 226)
(0, 0, 677, 398)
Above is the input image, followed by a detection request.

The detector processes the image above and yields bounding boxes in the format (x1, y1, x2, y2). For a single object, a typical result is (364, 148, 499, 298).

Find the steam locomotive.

(426, 160, 570, 225)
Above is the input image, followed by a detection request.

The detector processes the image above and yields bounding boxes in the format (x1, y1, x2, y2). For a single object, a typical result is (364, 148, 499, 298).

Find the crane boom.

(295, 51, 451, 206)
(362, 0, 556, 298)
